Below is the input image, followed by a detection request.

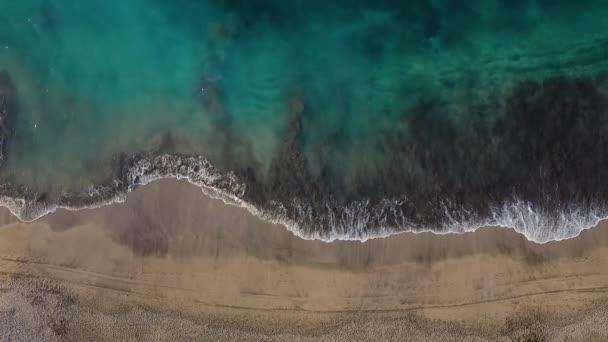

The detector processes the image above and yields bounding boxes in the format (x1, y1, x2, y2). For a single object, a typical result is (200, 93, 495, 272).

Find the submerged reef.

(0, 71, 15, 163)
(235, 76, 608, 241)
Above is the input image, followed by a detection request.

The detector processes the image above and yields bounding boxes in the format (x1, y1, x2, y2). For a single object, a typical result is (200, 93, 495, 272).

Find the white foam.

(0, 153, 605, 244)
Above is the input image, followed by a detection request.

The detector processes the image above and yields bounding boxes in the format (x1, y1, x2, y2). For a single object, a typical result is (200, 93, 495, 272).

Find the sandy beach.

(1, 179, 608, 341)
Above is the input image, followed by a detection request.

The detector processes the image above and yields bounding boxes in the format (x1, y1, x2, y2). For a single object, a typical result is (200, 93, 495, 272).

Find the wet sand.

(1, 179, 608, 341)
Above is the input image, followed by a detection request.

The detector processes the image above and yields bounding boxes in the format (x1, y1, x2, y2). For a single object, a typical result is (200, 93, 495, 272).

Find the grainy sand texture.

(1, 179, 608, 341)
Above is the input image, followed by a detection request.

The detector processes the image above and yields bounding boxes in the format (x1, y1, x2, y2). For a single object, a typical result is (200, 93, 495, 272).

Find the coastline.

(0, 153, 606, 244)
(1, 178, 608, 340)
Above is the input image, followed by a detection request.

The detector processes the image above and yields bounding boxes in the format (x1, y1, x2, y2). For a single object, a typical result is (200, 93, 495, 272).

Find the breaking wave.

(0, 153, 604, 244)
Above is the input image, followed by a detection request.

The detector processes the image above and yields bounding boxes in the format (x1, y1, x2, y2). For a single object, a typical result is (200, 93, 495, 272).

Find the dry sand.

(1, 179, 608, 341)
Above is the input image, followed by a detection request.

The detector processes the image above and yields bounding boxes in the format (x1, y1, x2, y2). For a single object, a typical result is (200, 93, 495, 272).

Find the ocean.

(2, 0, 608, 242)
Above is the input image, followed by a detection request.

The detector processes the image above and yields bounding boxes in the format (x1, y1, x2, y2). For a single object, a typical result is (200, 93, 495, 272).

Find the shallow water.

(2, 1, 608, 242)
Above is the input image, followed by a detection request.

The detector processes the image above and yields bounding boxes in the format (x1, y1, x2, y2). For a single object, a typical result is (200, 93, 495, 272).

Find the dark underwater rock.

(0, 70, 16, 165)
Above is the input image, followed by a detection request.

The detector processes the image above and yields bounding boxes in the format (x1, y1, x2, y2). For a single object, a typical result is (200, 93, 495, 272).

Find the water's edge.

(0, 152, 603, 244)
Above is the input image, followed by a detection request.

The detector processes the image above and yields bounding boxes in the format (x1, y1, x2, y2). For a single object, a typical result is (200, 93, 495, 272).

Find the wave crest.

(0, 153, 604, 244)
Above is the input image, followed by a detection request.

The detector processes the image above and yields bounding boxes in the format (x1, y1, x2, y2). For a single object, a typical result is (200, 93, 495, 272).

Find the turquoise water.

(2, 1, 608, 241)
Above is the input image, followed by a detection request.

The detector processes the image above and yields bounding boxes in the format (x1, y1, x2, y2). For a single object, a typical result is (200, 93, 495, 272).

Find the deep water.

(2, 0, 608, 242)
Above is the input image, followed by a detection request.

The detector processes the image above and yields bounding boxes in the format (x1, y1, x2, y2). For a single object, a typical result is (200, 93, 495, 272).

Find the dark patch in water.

(231, 76, 608, 237)
(198, 75, 238, 169)
(154, 131, 177, 154)
(0, 70, 17, 165)
(40, 1, 58, 32)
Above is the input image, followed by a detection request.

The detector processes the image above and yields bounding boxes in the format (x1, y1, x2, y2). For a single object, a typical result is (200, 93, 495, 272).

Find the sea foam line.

(0, 153, 605, 244)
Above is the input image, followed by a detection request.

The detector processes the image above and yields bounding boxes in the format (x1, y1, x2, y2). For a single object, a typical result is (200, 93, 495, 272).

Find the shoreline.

(1, 155, 606, 245)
